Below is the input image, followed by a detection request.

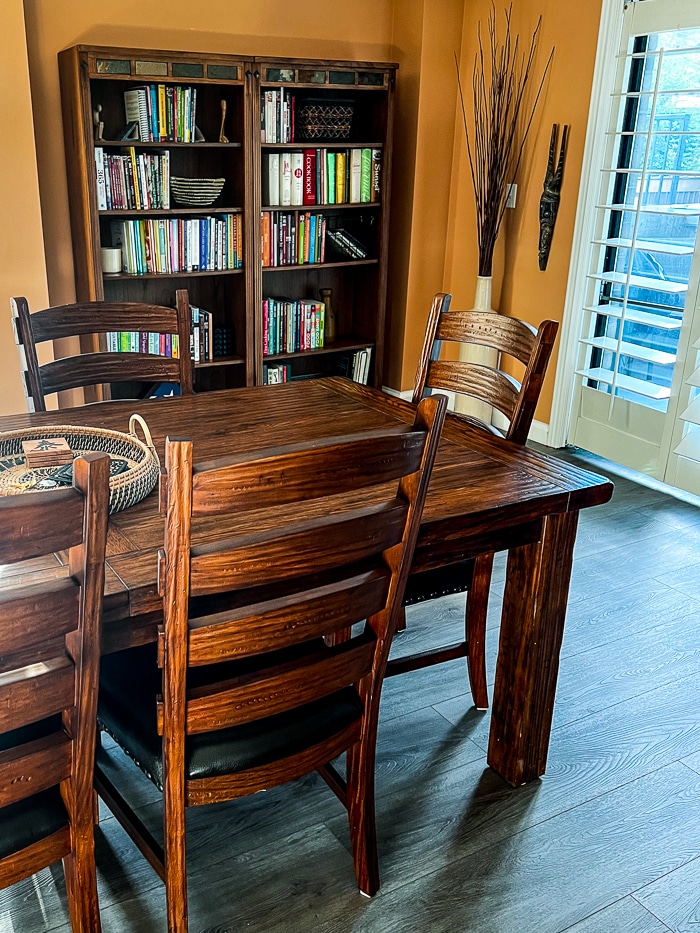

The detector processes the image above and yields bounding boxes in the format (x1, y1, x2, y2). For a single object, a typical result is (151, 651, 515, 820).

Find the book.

(262, 153, 280, 206)
(371, 148, 382, 202)
(124, 89, 140, 124)
(360, 148, 372, 203)
(335, 151, 347, 203)
(94, 147, 107, 210)
(327, 152, 336, 204)
(303, 149, 316, 205)
(280, 152, 292, 206)
(290, 152, 304, 206)
(350, 148, 362, 204)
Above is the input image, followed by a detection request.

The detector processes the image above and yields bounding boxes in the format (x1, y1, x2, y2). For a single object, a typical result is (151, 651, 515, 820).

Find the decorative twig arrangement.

(457, 4, 554, 277)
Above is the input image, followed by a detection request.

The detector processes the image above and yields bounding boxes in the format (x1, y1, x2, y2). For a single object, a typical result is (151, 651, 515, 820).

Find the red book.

(303, 150, 316, 205)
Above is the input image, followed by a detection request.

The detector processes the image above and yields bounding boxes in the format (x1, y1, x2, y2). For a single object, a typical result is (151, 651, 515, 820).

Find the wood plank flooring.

(3, 445, 700, 933)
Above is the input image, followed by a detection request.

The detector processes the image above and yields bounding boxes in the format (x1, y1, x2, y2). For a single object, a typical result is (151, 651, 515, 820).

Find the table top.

(0, 378, 613, 647)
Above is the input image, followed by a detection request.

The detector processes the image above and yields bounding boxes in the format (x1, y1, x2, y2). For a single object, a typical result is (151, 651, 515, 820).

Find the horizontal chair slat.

(437, 310, 537, 365)
(0, 732, 72, 808)
(188, 568, 391, 665)
(30, 304, 180, 342)
(165, 635, 376, 735)
(0, 491, 84, 565)
(185, 720, 361, 805)
(0, 578, 80, 655)
(189, 501, 408, 596)
(191, 427, 425, 514)
(41, 355, 182, 395)
(0, 657, 75, 734)
(427, 361, 520, 421)
(0, 828, 71, 891)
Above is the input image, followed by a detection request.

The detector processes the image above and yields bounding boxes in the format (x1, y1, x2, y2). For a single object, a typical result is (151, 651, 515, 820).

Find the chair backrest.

(0, 453, 109, 889)
(157, 394, 446, 763)
(11, 289, 194, 411)
(412, 293, 559, 444)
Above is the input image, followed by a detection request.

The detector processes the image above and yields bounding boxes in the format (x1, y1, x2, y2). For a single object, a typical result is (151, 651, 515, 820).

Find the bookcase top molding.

(65, 45, 397, 86)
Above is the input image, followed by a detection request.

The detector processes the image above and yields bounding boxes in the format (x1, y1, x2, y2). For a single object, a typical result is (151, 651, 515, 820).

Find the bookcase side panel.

(58, 47, 104, 302)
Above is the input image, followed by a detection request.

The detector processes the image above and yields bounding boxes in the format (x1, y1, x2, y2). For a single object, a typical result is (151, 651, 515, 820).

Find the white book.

(280, 152, 292, 206)
(350, 148, 362, 204)
(265, 91, 275, 143)
(290, 152, 304, 206)
(362, 346, 373, 384)
(94, 147, 107, 210)
(263, 153, 280, 206)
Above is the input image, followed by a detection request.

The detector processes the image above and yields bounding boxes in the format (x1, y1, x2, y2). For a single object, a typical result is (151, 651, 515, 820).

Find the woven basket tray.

(0, 414, 160, 514)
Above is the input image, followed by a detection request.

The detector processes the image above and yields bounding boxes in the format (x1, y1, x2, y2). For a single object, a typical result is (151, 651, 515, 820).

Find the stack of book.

(262, 362, 292, 384)
(262, 149, 381, 207)
(190, 306, 213, 362)
(326, 228, 368, 260)
(109, 214, 243, 275)
(261, 211, 326, 266)
(105, 331, 181, 356)
(262, 298, 325, 355)
(335, 347, 373, 385)
(260, 88, 295, 143)
(124, 85, 197, 142)
(95, 147, 170, 211)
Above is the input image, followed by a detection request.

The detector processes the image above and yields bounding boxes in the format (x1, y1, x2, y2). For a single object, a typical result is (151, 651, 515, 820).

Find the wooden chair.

(386, 292, 558, 710)
(94, 394, 447, 932)
(0, 453, 110, 931)
(11, 289, 193, 411)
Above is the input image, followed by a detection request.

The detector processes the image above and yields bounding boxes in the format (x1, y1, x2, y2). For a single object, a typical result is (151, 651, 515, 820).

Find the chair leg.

(346, 741, 379, 897)
(164, 784, 188, 933)
(63, 825, 102, 933)
(465, 551, 494, 710)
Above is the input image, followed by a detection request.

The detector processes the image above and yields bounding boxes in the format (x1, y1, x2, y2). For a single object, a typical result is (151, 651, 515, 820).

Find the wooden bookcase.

(58, 46, 396, 391)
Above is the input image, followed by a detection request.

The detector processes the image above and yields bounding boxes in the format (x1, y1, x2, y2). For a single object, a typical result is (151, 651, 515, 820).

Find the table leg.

(487, 510, 579, 786)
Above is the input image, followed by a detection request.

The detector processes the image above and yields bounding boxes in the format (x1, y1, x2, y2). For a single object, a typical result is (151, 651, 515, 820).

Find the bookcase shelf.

(96, 141, 243, 149)
(99, 207, 243, 216)
(104, 269, 245, 280)
(260, 203, 380, 212)
(264, 337, 372, 362)
(263, 259, 378, 272)
(59, 45, 396, 392)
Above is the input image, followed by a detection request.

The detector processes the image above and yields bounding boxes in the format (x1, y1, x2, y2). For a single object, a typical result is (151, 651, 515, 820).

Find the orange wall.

(386, 0, 463, 389)
(439, 0, 604, 422)
(0, 1, 50, 415)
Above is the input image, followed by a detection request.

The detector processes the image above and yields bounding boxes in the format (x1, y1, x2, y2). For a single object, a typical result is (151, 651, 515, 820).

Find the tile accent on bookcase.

(96, 59, 130, 74)
(135, 61, 168, 76)
(208, 65, 239, 81)
(173, 63, 204, 78)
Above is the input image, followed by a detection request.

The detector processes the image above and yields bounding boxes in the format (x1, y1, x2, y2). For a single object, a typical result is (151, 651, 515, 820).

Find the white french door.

(567, 0, 700, 494)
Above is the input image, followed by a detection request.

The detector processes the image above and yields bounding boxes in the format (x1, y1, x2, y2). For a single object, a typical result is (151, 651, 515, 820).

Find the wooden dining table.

(0, 377, 613, 787)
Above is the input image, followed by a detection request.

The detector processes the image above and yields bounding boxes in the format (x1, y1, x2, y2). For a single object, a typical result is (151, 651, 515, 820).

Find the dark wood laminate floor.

(4, 446, 700, 933)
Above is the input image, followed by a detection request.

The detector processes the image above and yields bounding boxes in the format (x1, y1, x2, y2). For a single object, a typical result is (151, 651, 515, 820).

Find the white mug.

(101, 247, 122, 274)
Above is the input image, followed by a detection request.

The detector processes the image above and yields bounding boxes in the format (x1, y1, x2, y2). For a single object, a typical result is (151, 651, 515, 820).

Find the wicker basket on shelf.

(0, 414, 160, 514)
(296, 100, 354, 141)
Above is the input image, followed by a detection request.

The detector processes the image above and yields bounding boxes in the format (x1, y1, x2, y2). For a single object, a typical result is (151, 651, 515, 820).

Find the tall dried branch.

(457, 4, 554, 277)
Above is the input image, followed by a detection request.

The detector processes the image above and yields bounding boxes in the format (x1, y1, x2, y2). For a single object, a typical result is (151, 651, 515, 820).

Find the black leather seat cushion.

(0, 718, 68, 861)
(98, 643, 363, 791)
(402, 559, 475, 606)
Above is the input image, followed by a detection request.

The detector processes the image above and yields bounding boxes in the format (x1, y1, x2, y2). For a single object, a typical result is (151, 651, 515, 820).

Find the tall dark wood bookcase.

(59, 46, 396, 391)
